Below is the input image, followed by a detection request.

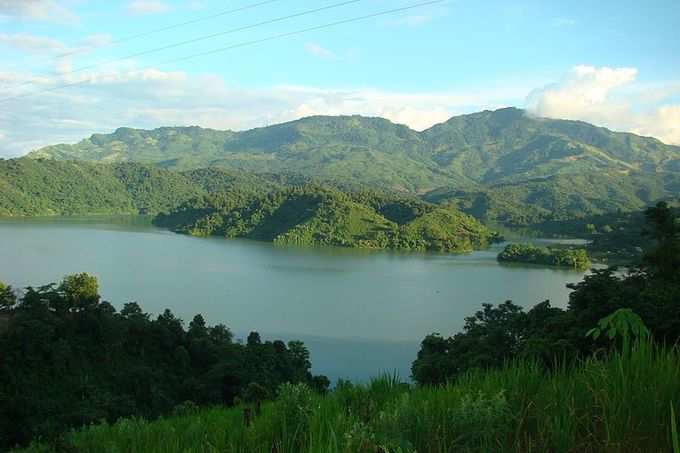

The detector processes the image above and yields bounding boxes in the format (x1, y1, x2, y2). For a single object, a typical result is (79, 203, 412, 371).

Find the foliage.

(586, 308, 650, 342)
(0, 275, 328, 450)
(155, 186, 497, 253)
(27, 108, 680, 196)
(497, 243, 591, 269)
(16, 342, 680, 452)
(413, 202, 680, 384)
(642, 201, 680, 281)
(428, 171, 680, 228)
(0, 158, 279, 216)
(0, 281, 16, 313)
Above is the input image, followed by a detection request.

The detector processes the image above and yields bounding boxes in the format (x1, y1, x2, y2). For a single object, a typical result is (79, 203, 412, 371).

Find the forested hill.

(0, 158, 282, 216)
(155, 187, 496, 253)
(29, 108, 680, 192)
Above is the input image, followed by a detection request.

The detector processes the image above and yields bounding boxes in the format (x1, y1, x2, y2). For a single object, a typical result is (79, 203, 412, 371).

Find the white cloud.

(527, 65, 680, 145)
(126, 0, 170, 15)
(82, 34, 113, 49)
(304, 43, 336, 60)
(633, 105, 680, 145)
(3, 64, 679, 159)
(0, 65, 529, 157)
(0, 0, 77, 23)
(0, 33, 70, 54)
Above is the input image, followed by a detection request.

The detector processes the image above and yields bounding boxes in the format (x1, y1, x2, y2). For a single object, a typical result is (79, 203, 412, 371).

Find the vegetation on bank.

(412, 202, 680, 385)
(0, 275, 328, 450)
(17, 338, 680, 452)
(3, 201, 679, 452)
(497, 243, 591, 269)
(155, 186, 498, 253)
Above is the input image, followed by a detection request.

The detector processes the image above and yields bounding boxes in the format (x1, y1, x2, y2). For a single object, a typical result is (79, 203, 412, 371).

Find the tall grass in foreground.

(19, 342, 680, 453)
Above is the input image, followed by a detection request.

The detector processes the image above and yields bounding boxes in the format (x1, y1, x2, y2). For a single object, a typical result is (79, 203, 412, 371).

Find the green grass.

(19, 341, 680, 453)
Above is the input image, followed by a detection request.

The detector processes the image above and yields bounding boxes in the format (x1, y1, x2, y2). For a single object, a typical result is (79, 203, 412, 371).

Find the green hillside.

(422, 108, 680, 182)
(0, 158, 279, 216)
(427, 171, 680, 226)
(154, 187, 496, 253)
(28, 108, 680, 191)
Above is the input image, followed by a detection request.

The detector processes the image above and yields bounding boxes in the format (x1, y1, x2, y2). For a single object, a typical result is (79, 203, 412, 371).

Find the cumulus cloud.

(126, 0, 170, 15)
(0, 33, 70, 54)
(0, 0, 77, 23)
(633, 106, 680, 145)
(3, 63, 678, 159)
(527, 65, 637, 125)
(0, 65, 527, 157)
(527, 65, 680, 145)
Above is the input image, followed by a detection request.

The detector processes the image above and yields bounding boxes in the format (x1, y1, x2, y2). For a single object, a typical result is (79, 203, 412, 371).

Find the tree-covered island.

(497, 243, 591, 269)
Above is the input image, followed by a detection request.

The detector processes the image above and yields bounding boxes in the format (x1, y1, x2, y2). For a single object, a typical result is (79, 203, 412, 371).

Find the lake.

(0, 216, 588, 382)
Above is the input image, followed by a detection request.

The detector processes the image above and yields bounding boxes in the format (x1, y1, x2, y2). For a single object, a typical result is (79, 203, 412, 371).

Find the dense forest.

(0, 275, 329, 450)
(0, 158, 291, 217)
(497, 243, 591, 269)
(6, 201, 680, 452)
(426, 171, 680, 228)
(154, 186, 497, 252)
(412, 202, 680, 384)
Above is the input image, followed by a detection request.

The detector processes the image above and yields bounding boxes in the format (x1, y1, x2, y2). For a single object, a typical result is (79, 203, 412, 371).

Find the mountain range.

(16, 107, 680, 225)
(29, 107, 680, 188)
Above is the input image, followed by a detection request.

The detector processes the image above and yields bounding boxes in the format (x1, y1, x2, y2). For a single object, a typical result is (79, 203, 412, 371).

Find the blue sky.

(1, 0, 679, 156)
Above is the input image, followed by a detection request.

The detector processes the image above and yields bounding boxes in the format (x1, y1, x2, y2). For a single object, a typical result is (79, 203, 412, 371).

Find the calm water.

(0, 216, 588, 382)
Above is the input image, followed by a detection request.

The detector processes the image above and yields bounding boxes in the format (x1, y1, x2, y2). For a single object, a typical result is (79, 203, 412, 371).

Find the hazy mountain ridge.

(30, 108, 680, 192)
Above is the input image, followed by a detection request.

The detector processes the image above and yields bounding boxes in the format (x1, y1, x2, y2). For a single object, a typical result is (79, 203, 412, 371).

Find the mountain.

(28, 108, 680, 190)
(154, 186, 496, 253)
(422, 108, 680, 183)
(21, 108, 680, 226)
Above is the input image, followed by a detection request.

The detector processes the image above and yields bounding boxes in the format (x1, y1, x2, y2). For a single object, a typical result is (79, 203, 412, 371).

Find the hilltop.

(28, 108, 680, 191)
(155, 186, 496, 253)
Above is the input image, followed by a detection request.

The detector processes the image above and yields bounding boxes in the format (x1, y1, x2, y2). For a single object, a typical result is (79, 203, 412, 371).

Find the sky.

(0, 0, 679, 157)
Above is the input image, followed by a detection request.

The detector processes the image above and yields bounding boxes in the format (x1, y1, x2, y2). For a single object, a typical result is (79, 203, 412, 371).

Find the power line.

(10, 0, 364, 92)
(56, 0, 285, 59)
(0, 0, 443, 104)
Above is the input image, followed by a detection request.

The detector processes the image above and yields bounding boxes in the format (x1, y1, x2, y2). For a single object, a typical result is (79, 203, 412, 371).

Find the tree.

(59, 273, 100, 311)
(188, 314, 208, 338)
(247, 331, 261, 346)
(642, 202, 680, 281)
(0, 282, 16, 313)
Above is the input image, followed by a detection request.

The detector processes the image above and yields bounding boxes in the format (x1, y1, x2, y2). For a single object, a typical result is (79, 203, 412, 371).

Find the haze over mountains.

(29, 107, 680, 190)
